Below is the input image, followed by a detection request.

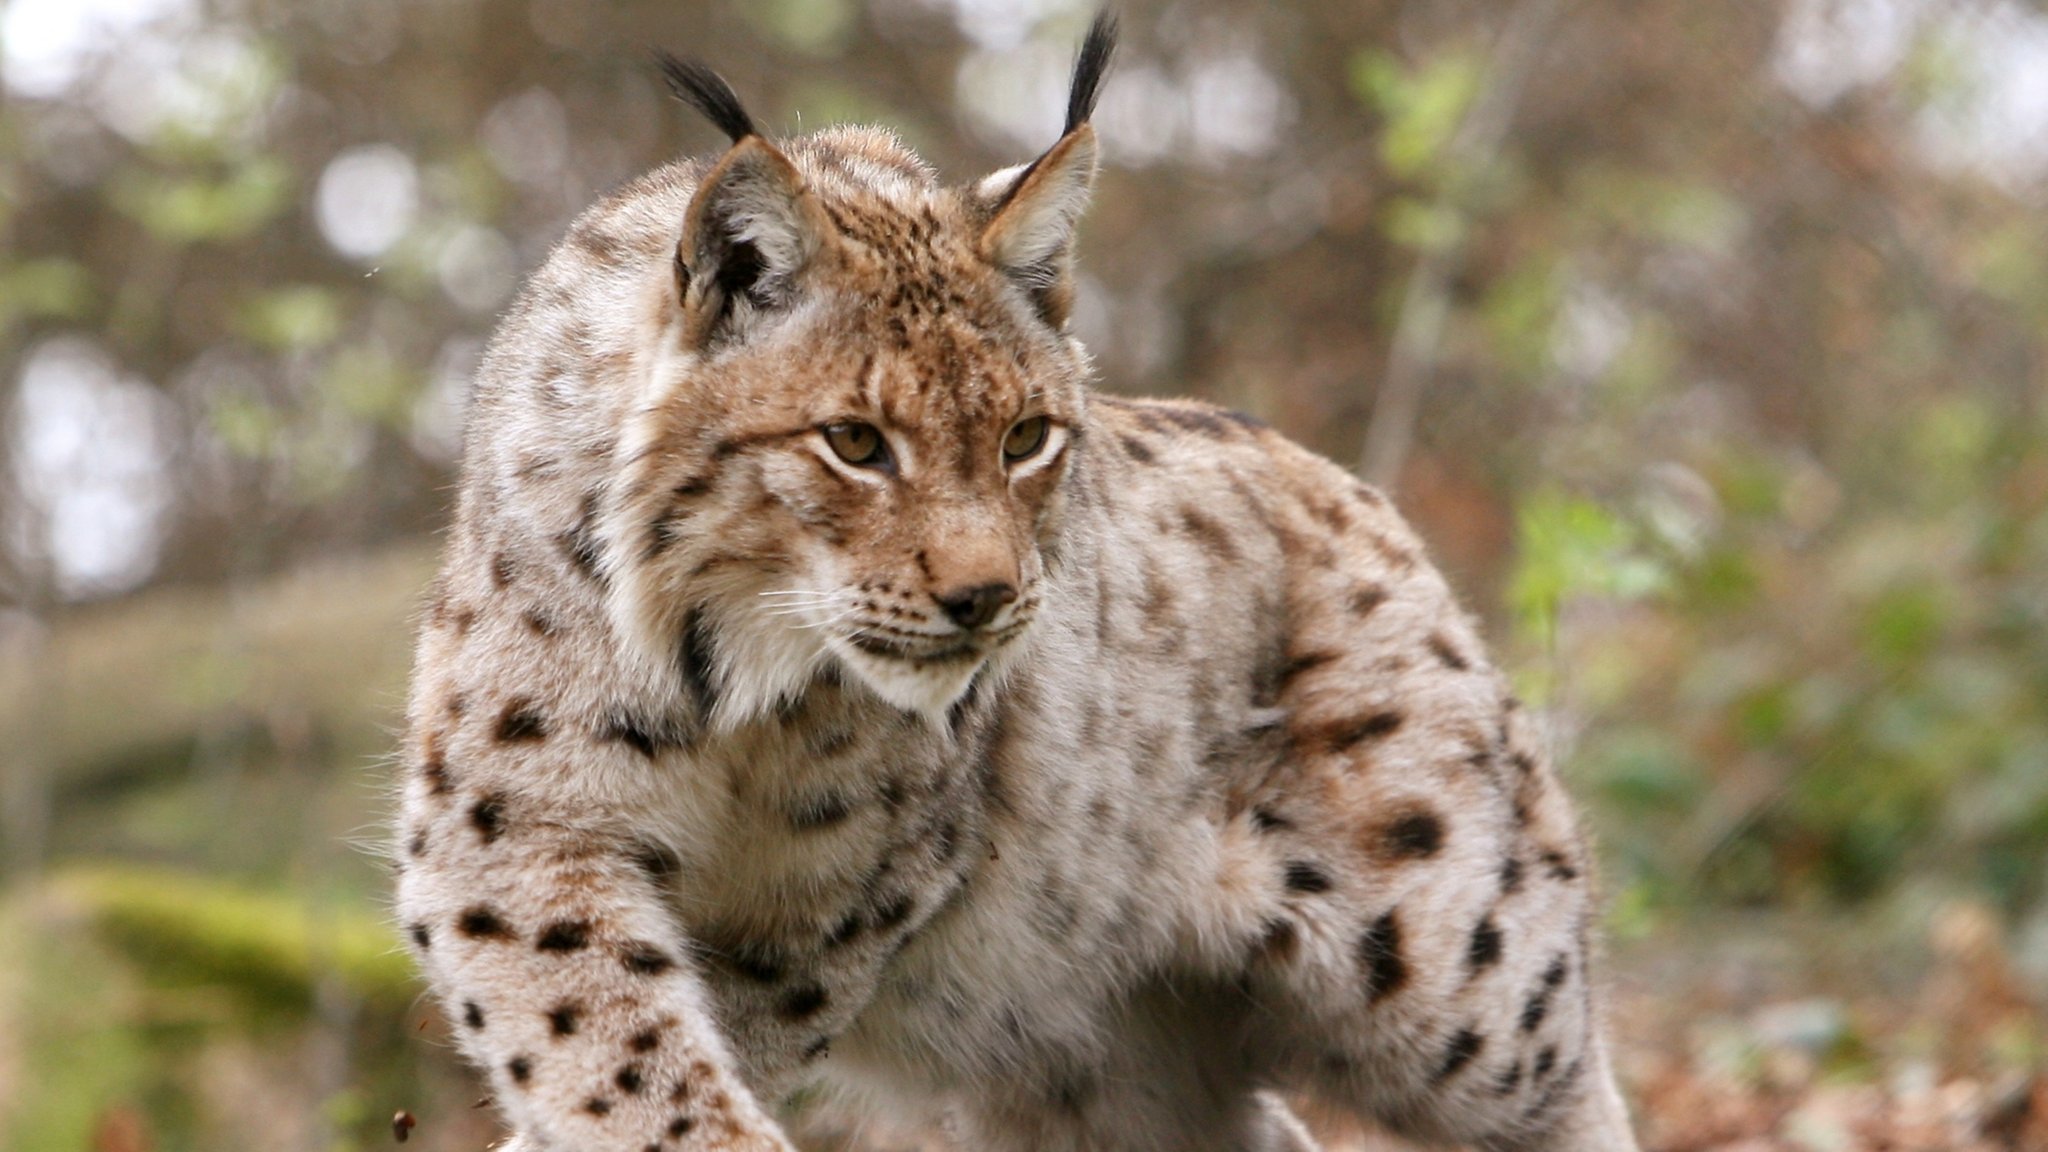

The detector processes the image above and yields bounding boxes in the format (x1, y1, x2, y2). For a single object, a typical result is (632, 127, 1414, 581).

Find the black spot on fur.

(1358, 911, 1407, 1004)
(1119, 434, 1154, 463)
(616, 1065, 644, 1094)
(1257, 917, 1300, 964)
(1434, 1028, 1485, 1083)
(1159, 406, 1236, 438)
(777, 983, 829, 1021)
(803, 1036, 831, 1061)
(490, 553, 515, 588)
(1178, 506, 1241, 562)
(602, 705, 700, 758)
(789, 790, 853, 831)
(1331, 710, 1405, 750)
(678, 610, 720, 718)
(1469, 916, 1504, 971)
(537, 921, 591, 953)
(408, 829, 427, 857)
(1250, 806, 1291, 832)
(622, 943, 676, 976)
(1501, 856, 1526, 893)
(469, 793, 506, 843)
(871, 892, 915, 932)
(495, 701, 549, 743)
(726, 942, 785, 983)
(826, 911, 863, 947)
(1384, 810, 1444, 859)
(1542, 849, 1580, 881)
(1523, 1056, 1585, 1125)
(600, 713, 662, 758)
(1534, 1045, 1558, 1079)
(633, 840, 682, 883)
(1277, 649, 1340, 690)
(421, 739, 452, 795)
(549, 1004, 580, 1036)
(668, 1116, 696, 1137)
(631, 1027, 661, 1053)
(463, 1000, 485, 1029)
(1427, 631, 1470, 671)
(1349, 584, 1389, 617)
(559, 492, 605, 582)
(1520, 959, 1568, 1034)
(459, 906, 513, 940)
(508, 1056, 532, 1084)
(1284, 860, 1333, 894)
(584, 1097, 612, 1116)
(521, 608, 558, 638)
(810, 724, 859, 758)
(1366, 529, 1418, 569)
(408, 922, 430, 950)
(1495, 1060, 1525, 1095)
(645, 516, 682, 560)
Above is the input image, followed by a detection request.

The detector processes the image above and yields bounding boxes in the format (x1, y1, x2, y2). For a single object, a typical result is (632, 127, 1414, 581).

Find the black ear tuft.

(1064, 11, 1119, 135)
(655, 52, 757, 145)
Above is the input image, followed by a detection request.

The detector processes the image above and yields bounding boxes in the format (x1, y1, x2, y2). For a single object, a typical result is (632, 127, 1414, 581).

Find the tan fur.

(395, 105, 1639, 1151)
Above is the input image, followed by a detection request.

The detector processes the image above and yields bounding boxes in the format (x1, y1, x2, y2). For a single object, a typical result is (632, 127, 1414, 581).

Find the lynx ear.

(678, 138, 826, 346)
(976, 12, 1117, 329)
(658, 53, 826, 347)
(977, 130, 1097, 329)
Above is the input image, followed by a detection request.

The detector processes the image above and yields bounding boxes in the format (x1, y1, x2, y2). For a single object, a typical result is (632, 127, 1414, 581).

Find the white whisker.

(762, 606, 841, 619)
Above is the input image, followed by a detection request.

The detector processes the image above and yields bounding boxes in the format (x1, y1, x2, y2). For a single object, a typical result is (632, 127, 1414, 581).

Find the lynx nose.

(936, 583, 1017, 631)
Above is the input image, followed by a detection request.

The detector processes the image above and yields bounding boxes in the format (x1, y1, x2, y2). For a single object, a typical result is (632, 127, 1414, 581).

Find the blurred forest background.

(3, 0, 2048, 1148)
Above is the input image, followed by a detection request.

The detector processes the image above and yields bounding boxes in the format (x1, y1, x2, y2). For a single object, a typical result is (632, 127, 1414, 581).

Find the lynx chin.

(394, 14, 1640, 1151)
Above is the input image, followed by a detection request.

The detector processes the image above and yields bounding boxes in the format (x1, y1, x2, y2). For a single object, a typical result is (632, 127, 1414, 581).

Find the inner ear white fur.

(978, 127, 1097, 285)
(975, 162, 1031, 204)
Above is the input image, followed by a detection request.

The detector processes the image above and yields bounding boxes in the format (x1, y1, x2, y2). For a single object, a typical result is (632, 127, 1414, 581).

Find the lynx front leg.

(1231, 592, 1639, 1150)
(398, 786, 790, 1152)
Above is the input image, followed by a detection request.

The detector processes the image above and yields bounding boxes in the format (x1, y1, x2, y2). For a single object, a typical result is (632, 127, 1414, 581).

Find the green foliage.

(743, 0, 857, 57)
(1347, 48, 1483, 181)
(3, 866, 444, 1152)
(2, 896, 151, 1152)
(53, 864, 417, 1015)
(0, 257, 94, 326)
(237, 285, 345, 351)
(1509, 489, 1670, 643)
(110, 157, 292, 244)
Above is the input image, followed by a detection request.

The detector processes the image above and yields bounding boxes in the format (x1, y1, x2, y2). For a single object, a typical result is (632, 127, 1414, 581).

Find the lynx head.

(601, 15, 1117, 725)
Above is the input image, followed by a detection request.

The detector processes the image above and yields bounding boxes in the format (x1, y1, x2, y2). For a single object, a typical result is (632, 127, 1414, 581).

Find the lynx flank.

(395, 16, 1639, 1151)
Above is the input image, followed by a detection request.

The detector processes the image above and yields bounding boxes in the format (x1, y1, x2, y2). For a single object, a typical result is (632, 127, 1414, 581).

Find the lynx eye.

(1003, 416, 1050, 463)
(823, 422, 889, 468)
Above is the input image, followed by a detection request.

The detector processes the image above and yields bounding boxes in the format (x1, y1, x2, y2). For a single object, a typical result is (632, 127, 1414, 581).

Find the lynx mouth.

(846, 632, 982, 666)
(829, 613, 1039, 715)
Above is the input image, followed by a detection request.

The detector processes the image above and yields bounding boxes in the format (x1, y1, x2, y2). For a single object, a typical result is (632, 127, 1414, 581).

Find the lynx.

(394, 16, 1639, 1152)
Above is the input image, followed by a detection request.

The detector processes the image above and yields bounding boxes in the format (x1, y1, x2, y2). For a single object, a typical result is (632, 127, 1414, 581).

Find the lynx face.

(604, 125, 1099, 722)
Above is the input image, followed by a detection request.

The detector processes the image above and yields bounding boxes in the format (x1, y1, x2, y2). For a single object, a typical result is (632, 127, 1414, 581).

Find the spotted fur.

(395, 15, 1636, 1152)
